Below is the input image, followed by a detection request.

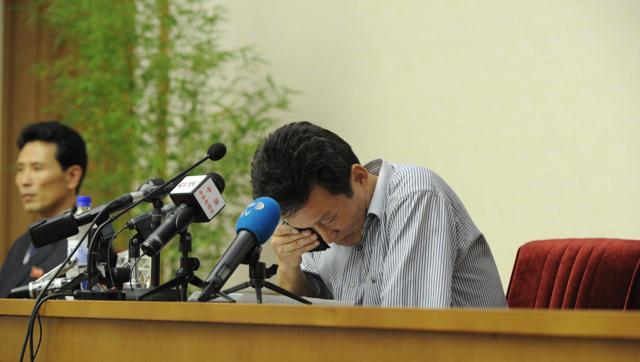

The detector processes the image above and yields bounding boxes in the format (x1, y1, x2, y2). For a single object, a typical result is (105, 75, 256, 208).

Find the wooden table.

(1, 299, 639, 361)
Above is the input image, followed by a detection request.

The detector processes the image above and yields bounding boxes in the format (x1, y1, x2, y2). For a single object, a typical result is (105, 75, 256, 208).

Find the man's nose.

(16, 169, 32, 186)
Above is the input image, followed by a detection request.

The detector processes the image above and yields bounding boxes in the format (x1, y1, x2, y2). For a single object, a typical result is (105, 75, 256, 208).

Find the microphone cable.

(86, 215, 119, 289)
(106, 225, 129, 287)
(19, 200, 115, 362)
(29, 291, 75, 361)
(129, 256, 144, 293)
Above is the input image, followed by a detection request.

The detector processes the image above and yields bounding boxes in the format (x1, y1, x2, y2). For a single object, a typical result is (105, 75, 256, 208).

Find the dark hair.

(17, 120, 88, 194)
(251, 121, 360, 216)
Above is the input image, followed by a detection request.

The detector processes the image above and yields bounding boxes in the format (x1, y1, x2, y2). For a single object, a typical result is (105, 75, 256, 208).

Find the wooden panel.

(1, 0, 58, 261)
(1, 299, 639, 339)
(1, 300, 640, 362)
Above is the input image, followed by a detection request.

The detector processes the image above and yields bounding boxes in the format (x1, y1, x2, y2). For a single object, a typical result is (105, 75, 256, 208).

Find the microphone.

(207, 143, 227, 161)
(10, 277, 73, 299)
(8, 258, 79, 298)
(198, 197, 280, 302)
(141, 143, 227, 201)
(140, 173, 226, 257)
(28, 179, 167, 248)
(137, 178, 166, 199)
(125, 202, 176, 242)
(106, 142, 226, 224)
(126, 202, 176, 230)
(76, 178, 167, 225)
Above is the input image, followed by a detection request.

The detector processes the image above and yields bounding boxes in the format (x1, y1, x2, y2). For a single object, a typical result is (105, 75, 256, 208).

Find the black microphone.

(143, 144, 226, 200)
(76, 178, 167, 225)
(107, 143, 227, 224)
(125, 202, 176, 241)
(207, 143, 227, 161)
(28, 179, 167, 248)
(126, 202, 176, 230)
(140, 173, 226, 257)
(137, 178, 165, 198)
(198, 197, 280, 302)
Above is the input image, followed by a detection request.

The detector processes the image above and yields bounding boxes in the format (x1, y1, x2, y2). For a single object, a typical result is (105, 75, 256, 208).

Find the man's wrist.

(278, 264, 302, 276)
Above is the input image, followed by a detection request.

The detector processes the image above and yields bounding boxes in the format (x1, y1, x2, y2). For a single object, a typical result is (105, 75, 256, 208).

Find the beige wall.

(219, 0, 640, 288)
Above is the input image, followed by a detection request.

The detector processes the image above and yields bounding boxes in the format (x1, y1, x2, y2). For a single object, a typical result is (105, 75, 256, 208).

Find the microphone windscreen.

(235, 197, 281, 244)
(9, 284, 30, 298)
(137, 178, 165, 193)
(146, 178, 165, 187)
(208, 172, 225, 193)
(29, 213, 79, 248)
(207, 143, 227, 161)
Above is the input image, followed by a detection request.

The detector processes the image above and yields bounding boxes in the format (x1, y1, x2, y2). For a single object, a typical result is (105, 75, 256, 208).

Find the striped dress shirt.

(300, 159, 506, 308)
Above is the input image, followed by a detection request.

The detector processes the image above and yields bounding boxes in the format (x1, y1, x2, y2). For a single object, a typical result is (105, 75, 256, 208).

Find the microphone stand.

(150, 199, 163, 287)
(92, 156, 208, 290)
(137, 230, 204, 301)
(123, 199, 164, 291)
(127, 232, 143, 286)
(218, 245, 311, 304)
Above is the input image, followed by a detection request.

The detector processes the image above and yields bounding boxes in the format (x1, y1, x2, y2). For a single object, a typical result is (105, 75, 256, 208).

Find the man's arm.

(381, 191, 456, 308)
(276, 265, 315, 297)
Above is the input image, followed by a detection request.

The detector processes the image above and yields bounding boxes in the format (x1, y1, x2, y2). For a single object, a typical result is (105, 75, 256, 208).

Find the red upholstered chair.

(507, 238, 640, 310)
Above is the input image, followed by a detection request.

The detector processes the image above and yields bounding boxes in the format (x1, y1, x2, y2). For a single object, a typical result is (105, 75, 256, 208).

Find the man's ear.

(350, 164, 369, 185)
(65, 165, 83, 192)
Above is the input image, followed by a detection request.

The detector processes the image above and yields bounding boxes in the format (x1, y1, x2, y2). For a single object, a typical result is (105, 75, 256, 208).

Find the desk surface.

(2, 299, 640, 361)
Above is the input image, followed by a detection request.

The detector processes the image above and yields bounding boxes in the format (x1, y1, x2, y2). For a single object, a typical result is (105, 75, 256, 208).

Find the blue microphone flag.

(235, 196, 281, 244)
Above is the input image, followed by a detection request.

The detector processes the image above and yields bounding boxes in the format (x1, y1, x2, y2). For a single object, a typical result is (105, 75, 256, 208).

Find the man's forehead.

(17, 141, 59, 163)
(284, 206, 327, 227)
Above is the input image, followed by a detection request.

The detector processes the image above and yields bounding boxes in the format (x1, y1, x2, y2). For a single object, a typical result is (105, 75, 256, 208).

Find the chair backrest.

(506, 238, 640, 310)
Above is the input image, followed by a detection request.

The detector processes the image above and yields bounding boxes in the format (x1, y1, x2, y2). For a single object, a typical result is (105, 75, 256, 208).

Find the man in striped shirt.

(251, 122, 506, 308)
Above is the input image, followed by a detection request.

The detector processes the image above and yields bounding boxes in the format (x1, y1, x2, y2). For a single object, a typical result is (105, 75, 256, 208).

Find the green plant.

(30, 0, 291, 280)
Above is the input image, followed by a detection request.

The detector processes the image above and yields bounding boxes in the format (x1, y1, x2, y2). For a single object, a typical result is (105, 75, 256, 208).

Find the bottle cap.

(76, 195, 92, 207)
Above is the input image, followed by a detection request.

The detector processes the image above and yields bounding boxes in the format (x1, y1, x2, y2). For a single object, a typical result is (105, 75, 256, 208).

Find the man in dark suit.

(0, 121, 87, 297)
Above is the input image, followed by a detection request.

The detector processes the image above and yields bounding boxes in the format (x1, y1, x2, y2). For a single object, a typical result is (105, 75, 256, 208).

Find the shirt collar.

(364, 159, 393, 219)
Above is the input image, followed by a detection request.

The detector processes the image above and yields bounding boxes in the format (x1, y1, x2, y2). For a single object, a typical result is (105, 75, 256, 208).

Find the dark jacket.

(0, 233, 67, 298)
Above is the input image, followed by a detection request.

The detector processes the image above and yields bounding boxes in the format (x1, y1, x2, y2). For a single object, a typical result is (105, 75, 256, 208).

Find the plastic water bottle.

(66, 196, 92, 280)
